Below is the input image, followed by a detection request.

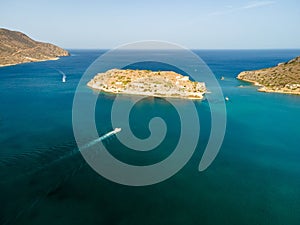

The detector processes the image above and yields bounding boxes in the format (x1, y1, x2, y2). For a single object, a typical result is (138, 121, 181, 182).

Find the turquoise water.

(1, 49, 300, 224)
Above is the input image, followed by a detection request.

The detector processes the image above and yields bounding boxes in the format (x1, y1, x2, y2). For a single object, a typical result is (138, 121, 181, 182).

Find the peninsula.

(0, 28, 69, 67)
(237, 56, 300, 95)
(87, 69, 206, 99)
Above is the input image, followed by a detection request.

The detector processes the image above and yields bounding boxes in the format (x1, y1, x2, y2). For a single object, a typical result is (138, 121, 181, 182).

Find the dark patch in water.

(46, 185, 63, 197)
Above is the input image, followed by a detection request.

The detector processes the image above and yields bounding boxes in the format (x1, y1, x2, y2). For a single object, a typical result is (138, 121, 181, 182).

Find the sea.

(1, 49, 300, 225)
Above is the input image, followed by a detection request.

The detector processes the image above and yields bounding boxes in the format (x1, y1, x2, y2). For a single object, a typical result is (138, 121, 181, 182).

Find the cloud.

(209, 1, 275, 16)
(242, 1, 275, 9)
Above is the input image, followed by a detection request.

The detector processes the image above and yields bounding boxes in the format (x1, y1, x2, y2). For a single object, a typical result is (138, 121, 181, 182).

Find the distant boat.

(62, 74, 66, 83)
(221, 76, 225, 80)
(225, 96, 229, 101)
(114, 127, 122, 133)
(54, 69, 67, 83)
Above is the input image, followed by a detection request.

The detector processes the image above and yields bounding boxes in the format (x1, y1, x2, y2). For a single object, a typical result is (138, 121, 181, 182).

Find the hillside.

(237, 56, 300, 95)
(0, 28, 69, 67)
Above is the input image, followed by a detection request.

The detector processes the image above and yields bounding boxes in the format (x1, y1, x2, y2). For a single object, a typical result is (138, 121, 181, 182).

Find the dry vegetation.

(87, 69, 206, 99)
(0, 28, 69, 67)
(237, 56, 300, 95)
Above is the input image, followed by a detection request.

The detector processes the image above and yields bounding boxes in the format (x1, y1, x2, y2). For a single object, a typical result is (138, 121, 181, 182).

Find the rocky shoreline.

(87, 69, 206, 99)
(237, 56, 300, 95)
(0, 28, 69, 67)
(0, 57, 60, 67)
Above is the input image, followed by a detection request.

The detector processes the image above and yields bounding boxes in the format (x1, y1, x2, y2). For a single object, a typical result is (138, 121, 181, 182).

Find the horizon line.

(66, 48, 300, 51)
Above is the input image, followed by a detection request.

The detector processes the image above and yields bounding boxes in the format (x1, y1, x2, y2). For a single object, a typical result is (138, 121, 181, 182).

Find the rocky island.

(0, 28, 69, 67)
(87, 69, 206, 99)
(237, 56, 300, 95)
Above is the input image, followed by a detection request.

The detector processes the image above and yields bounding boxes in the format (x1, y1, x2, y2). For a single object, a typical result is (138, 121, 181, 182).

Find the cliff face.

(0, 28, 69, 67)
(237, 56, 300, 95)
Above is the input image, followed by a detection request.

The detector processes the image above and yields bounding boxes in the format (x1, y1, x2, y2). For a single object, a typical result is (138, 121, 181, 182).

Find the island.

(0, 28, 69, 67)
(237, 56, 300, 95)
(87, 69, 206, 99)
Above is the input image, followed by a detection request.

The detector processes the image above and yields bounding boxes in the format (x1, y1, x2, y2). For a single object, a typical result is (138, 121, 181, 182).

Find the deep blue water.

(1, 49, 300, 225)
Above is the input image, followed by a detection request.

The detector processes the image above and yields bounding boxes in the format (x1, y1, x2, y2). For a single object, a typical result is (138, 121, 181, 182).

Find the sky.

(1, 0, 300, 49)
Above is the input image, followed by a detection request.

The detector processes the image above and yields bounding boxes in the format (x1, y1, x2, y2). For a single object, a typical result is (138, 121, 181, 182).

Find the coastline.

(258, 87, 300, 95)
(0, 57, 60, 68)
(87, 69, 206, 100)
(0, 28, 70, 68)
(237, 76, 300, 95)
(236, 55, 300, 96)
(87, 84, 204, 100)
(236, 76, 263, 87)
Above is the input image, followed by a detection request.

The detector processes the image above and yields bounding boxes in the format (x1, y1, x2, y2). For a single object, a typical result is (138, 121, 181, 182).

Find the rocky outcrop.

(88, 69, 206, 99)
(0, 28, 69, 67)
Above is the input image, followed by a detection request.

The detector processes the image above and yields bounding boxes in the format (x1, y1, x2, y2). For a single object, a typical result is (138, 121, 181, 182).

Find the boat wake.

(0, 128, 121, 183)
(0, 128, 121, 225)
